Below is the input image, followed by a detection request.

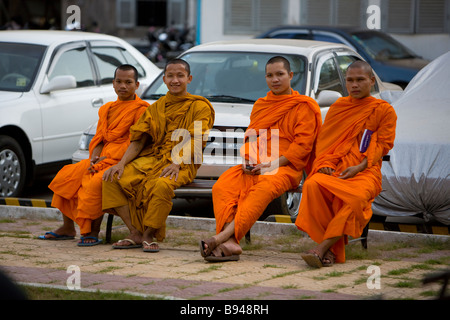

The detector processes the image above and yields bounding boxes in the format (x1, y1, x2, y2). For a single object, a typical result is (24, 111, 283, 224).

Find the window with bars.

(224, 0, 287, 34)
(299, 0, 449, 34)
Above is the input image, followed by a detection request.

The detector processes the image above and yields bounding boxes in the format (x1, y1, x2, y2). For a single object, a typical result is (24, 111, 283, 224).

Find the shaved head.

(346, 60, 374, 77)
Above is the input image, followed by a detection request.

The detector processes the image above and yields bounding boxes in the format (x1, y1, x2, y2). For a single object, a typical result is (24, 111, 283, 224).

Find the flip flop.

(77, 236, 103, 247)
(112, 239, 142, 249)
(38, 232, 75, 240)
(204, 244, 240, 262)
(301, 250, 323, 268)
(142, 241, 159, 253)
(199, 237, 217, 257)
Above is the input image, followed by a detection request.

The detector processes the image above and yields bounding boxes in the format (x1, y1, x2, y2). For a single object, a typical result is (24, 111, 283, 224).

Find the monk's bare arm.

(102, 135, 148, 181)
(88, 142, 106, 173)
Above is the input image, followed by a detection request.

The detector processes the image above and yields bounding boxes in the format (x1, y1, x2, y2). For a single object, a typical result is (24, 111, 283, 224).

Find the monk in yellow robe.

(200, 56, 322, 262)
(40, 64, 148, 246)
(295, 60, 397, 267)
(102, 59, 214, 252)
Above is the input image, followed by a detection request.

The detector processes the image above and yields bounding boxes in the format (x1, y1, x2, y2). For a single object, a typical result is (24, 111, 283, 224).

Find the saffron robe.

(49, 96, 148, 234)
(212, 90, 322, 242)
(102, 92, 215, 241)
(295, 96, 397, 263)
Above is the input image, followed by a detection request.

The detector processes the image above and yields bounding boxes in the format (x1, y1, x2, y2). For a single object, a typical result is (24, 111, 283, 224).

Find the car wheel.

(0, 136, 27, 197)
(261, 191, 302, 221)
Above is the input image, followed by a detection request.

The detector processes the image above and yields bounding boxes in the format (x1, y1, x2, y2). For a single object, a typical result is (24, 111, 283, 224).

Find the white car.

(0, 30, 161, 197)
(74, 39, 401, 218)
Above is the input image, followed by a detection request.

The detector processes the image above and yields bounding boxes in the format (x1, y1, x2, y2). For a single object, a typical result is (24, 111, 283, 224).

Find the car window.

(91, 46, 146, 84)
(268, 32, 310, 40)
(0, 42, 46, 92)
(351, 31, 416, 60)
(335, 55, 358, 76)
(316, 57, 345, 97)
(144, 52, 307, 103)
(48, 47, 95, 88)
(313, 34, 342, 44)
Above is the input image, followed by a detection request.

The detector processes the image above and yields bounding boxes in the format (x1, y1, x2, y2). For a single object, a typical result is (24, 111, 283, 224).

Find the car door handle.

(91, 98, 103, 108)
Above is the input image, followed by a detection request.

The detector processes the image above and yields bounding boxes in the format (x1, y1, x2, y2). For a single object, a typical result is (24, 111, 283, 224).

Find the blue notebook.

(360, 129, 373, 153)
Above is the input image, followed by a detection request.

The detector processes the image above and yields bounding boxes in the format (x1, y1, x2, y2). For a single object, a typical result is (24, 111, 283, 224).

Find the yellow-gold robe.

(102, 92, 214, 241)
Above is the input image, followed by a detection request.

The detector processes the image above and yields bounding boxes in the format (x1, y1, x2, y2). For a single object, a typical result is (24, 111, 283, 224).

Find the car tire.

(0, 135, 27, 197)
(261, 191, 302, 221)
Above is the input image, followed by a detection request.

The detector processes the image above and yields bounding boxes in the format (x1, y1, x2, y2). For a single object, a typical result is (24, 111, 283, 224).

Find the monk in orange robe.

(40, 65, 148, 246)
(200, 56, 322, 262)
(102, 59, 214, 252)
(295, 60, 397, 267)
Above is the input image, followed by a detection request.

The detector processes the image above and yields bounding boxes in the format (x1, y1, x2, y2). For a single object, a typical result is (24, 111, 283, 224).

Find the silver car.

(73, 39, 401, 219)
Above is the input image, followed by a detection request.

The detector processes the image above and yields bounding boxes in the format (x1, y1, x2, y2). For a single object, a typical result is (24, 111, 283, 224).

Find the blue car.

(257, 26, 429, 88)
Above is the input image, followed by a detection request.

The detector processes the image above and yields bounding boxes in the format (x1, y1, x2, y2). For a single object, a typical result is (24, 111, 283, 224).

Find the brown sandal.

(322, 250, 336, 267)
(301, 249, 323, 268)
(204, 244, 240, 262)
(199, 237, 217, 257)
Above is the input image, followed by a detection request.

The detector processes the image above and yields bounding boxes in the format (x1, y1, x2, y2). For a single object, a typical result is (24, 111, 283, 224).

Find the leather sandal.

(199, 237, 217, 257)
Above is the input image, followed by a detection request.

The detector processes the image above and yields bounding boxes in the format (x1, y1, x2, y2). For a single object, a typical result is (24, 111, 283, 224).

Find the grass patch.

(392, 280, 420, 288)
(21, 285, 155, 300)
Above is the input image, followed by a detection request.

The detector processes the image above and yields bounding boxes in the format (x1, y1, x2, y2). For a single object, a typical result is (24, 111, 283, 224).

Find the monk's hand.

(88, 156, 106, 173)
(243, 161, 255, 175)
(160, 163, 181, 181)
(253, 161, 271, 175)
(339, 165, 363, 179)
(318, 167, 335, 175)
(339, 158, 367, 179)
(102, 163, 124, 182)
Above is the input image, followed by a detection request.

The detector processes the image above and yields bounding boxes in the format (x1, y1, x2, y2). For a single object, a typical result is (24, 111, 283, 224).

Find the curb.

(1, 204, 448, 244)
(266, 214, 450, 236)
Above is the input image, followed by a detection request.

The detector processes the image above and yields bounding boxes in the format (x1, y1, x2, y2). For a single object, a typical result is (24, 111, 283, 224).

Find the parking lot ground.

(0, 205, 448, 304)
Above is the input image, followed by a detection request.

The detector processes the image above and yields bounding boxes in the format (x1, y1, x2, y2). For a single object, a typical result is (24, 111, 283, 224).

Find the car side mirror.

(40, 75, 77, 94)
(316, 90, 342, 107)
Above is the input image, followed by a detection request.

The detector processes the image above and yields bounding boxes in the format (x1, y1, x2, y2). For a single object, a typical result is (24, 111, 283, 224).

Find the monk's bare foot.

(143, 240, 160, 252)
(211, 238, 242, 257)
(78, 232, 100, 244)
(112, 232, 142, 248)
(42, 225, 76, 239)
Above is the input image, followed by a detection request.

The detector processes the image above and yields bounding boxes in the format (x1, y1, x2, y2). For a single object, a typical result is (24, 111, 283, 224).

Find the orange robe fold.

(213, 91, 322, 242)
(102, 92, 215, 241)
(295, 96, 397, 263)
(49, 96, 148, 235)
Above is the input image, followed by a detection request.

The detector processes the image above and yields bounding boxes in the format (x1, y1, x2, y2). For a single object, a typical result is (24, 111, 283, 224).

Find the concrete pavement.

(0, 205, 449, 303)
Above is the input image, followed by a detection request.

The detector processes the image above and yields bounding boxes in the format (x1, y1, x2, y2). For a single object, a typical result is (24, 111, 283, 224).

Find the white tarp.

(372, 51, 450, 225)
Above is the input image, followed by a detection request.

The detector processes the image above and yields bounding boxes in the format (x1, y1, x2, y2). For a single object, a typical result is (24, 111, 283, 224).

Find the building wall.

(199, 0, 450, 61)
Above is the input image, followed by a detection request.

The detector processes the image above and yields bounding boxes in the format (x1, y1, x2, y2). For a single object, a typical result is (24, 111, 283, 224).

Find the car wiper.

(206, 95, 255, 103)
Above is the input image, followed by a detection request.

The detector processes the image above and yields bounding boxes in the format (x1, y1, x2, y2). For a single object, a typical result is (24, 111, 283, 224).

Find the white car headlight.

(78, 133, 93, 151)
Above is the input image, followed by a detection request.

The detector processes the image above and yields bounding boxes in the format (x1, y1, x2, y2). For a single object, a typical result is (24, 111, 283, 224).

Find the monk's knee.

(302, 175, 321, 192)
(154, 178, 175, 197)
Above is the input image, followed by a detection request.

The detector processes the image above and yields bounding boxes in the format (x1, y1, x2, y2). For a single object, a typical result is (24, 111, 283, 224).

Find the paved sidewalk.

(0, 205, 449, 302)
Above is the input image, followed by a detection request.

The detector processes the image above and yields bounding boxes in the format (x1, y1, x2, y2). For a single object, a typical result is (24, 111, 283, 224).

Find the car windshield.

(0, 42, 46, 92)
(143, 52, 307, 103)
(351, 32, 416, 60)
